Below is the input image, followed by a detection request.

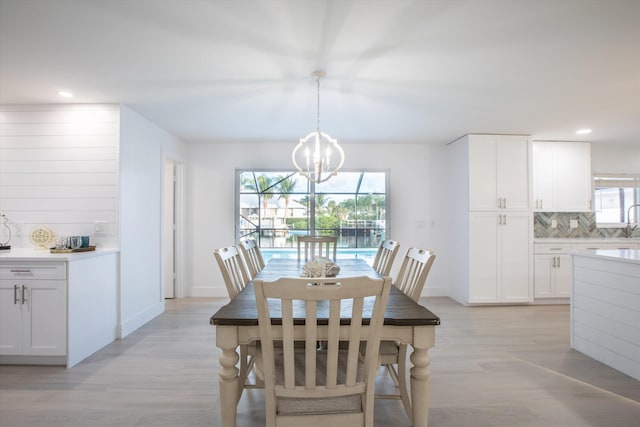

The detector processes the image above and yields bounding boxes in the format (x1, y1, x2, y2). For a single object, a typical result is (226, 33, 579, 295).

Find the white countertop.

(572, 249, 640, 265)
(535, 238, 640, 244)
(0, 247, 119, 261)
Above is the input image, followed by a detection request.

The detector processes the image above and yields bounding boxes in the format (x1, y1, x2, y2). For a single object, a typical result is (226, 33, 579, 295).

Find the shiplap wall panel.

(0, 104, 119, 248)
(571, 253, 640, 381)
(1, 173, 118, 186)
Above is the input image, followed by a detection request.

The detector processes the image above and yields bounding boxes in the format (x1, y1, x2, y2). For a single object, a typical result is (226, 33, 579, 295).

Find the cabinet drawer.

(0, 263, 66, 280)
(573, 243, 637, 251)
(534, 244, 571, 254)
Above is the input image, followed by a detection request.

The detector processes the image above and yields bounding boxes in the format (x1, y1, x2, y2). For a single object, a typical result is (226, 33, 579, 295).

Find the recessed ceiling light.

(58, 90, 73, 98)
(576, 128, 591, 135)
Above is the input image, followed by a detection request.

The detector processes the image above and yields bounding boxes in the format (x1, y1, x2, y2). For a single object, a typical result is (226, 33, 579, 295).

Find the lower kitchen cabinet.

(534, 253, 571, 298)
(1, 250, 119, 367)
(0, 263, 66, 356)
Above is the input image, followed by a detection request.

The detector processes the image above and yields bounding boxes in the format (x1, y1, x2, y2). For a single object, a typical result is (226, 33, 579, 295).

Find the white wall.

(186, 141, 451, 298)
(0, 104, 120, 248)
(118, 105, 187, 337)
(591, 143, 640, 174)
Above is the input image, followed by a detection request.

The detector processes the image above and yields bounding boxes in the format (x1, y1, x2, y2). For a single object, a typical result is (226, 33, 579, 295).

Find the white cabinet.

(0, 263, 66, 356)
(534, 245, 572, 298)
(469, 134, 531, 211)
(469, 212, 532, 303)
(448, 134, 533, 305)
(533, 141, 591, 212)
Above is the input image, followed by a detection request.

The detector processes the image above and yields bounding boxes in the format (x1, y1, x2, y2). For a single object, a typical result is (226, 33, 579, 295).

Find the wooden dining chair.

(378, 247, 436, 422)
(297, 235, 338, 260)
(254, 275, 392, 427)
(214, 245, 261, 393)
(371, 239, 400, 276)
(237, 238, 265, 279)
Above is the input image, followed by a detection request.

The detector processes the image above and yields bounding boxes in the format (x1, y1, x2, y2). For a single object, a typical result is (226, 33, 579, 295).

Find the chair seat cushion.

(271, 347, 365, 415)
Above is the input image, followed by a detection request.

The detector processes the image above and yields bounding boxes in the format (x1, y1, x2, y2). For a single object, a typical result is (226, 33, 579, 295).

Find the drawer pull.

(10, 269, 32, 274)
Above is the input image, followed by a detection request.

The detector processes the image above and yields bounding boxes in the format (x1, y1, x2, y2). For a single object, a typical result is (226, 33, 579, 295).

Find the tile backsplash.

(534, 212, 639, 238)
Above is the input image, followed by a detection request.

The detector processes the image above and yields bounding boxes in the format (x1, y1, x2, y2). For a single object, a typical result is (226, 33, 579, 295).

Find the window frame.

(235, 168, 391, 248)
(593, 173, 640, 228)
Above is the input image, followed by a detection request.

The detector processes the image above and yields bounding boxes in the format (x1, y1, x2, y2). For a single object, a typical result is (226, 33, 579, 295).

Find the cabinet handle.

(503, 198, 507, 209)
(21, 285, 27, 304)
(552, 257, 556, 268)
(10, 269, 32, 274)
(556, 257, 560, 268)
(503, 214, 507, 225)
(14, 285, 20, 304)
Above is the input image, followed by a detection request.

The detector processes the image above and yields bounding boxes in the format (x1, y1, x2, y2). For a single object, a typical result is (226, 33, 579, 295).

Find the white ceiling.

(1, 0, 639, 146)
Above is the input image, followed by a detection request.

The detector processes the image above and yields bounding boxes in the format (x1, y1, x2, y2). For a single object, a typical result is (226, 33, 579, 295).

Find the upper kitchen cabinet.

(533, 141, 592, 212)
(468, 134, 531, 211)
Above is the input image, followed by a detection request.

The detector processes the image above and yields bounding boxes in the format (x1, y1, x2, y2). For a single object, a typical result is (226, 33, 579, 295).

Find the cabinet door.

(497, 135, 530, 211)
(0, 280, 23, 355)
(534, 255, 553, 298)
(469, 213, 499, 302)
(500, 213, 532, 302)
(532, 142, 554, 211)
(554, 254, 572, 298)
(468, 135, 498, 211)
(554, 142, 591, 212)
(24, 280, 67, 356)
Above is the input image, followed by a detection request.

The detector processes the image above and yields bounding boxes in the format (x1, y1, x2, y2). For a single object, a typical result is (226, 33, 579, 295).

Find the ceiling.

(1, 0, 639, 146)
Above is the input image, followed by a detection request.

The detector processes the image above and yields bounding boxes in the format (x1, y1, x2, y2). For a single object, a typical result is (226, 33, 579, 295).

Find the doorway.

(163, 160, 183, 299)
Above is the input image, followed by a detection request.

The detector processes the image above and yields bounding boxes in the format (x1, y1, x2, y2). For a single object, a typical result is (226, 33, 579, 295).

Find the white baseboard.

(120, 301, 165, 338)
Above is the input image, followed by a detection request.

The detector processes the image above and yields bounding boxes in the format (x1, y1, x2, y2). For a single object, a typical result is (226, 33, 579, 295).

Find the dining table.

(210, 257, 440, 427)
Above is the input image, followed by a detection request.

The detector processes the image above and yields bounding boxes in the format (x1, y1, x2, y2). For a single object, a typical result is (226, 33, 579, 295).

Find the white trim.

(119, 301, 165, 338)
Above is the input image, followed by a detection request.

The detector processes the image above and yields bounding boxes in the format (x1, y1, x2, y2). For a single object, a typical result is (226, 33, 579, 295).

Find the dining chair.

(297, 235, 338, 260)
(371, 239, 400, 276)
(254, 275, 392, 427)
(378, 247, 436, 422)
(237, 238, 265, 279)
(214, 245, 261, 393)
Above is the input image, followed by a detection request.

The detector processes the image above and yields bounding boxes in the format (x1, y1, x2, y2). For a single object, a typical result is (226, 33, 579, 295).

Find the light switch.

(570, 219, 578, 228)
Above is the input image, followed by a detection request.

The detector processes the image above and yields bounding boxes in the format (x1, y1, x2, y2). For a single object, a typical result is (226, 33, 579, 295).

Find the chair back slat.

(253, 275, 392, 424)
(395, 247, 436, 302)
(214, 245, 251, 299)
(297, 235, 338, 260)
(237, 238, 265, 279)
(372, 239, 400, 276)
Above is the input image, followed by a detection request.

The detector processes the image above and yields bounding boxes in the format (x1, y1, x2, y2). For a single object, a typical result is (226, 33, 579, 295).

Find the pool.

(261, 248, 377, 265)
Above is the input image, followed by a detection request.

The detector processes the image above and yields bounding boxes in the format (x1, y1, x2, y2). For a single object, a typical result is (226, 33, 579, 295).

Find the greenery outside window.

(236, 170, 389, 249)
(593, 174, 640, 226)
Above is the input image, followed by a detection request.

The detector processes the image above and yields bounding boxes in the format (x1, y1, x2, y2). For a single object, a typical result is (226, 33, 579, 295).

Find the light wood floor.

(1, 297, 639, 426)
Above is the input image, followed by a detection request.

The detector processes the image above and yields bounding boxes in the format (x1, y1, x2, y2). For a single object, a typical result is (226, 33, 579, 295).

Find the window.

(236, 170, 389, 249)
(593, 174, 640, 225)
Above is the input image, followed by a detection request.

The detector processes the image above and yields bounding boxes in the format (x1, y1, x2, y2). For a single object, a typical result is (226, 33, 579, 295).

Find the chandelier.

(292, 70, 344, 184)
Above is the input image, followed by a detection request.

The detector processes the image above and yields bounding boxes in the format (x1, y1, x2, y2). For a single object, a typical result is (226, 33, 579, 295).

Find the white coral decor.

(301, 257, 340, 278)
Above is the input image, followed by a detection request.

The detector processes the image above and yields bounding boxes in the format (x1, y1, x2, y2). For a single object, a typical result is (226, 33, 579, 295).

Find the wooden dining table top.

(210, 257, 440, 327)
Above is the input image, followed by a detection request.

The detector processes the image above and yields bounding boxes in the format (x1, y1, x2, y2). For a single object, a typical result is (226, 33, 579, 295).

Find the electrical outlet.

(14, 221, 25, 236)
(551, 219, 558, 228)
(94, 221, 107, 235)
(570, 219, 578, 228)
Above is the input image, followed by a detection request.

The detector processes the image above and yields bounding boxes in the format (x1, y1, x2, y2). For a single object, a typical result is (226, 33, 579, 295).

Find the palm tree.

(256, 175, 273, 215)
(277, 176, 296, 224)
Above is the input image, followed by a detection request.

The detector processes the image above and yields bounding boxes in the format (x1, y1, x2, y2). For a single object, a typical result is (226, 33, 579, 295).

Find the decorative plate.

(30, 226, 54, 249)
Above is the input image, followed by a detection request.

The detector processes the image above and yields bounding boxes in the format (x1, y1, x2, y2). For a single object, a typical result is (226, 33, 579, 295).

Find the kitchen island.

(571, 249, 640, 381)
(1, 248, 119, 367)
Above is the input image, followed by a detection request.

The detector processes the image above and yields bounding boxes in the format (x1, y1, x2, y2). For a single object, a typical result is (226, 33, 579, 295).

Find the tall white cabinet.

(449, 134, 533, 305)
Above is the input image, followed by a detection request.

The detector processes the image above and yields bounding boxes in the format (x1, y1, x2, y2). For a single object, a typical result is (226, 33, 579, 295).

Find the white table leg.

(409, 326, 435, 426)
(217, 326, 240, 427)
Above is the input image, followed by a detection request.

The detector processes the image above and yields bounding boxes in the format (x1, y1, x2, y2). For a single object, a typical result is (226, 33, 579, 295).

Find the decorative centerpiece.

(0, 212, 11, 250)
(301, 257, 341, 278)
